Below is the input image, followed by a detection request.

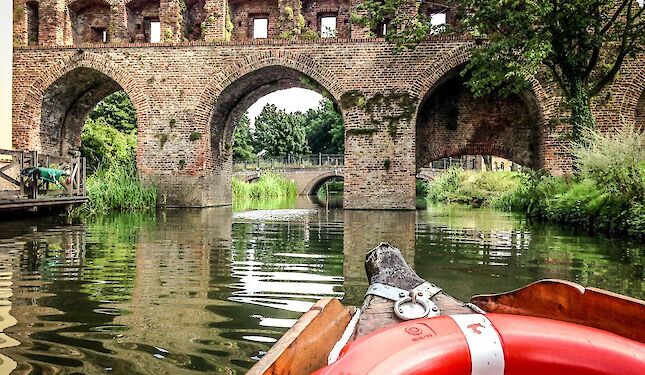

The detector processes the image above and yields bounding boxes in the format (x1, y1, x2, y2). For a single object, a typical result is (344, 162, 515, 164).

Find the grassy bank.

(232, 173, 297, 200)
(422, 124, 645, 238)
(73, 163, 157, 217)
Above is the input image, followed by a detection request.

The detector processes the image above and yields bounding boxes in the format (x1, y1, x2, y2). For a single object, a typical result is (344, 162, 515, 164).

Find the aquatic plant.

(72, 162, 157, 217)
(232, 173, 297, 200)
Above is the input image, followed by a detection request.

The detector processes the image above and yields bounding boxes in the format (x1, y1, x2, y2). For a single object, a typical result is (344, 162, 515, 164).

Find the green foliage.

(416, 179, 429, 197)
(88, 91, 137, 133)
(352, 0, 434, 50)
(492, 125, 645, 238)
(80, 117, 136, 172)
(571, 123, 645, 199)
(305, 99, 345, 154)
(427, 168, 523, 207)
(225, 8, 234, 41)
(253, 104, 310, 156)
(233, 113, 255, 161)
(72, 162, 157, 217)
(232, 173, 297, 200)
(189, 132, 202, 141)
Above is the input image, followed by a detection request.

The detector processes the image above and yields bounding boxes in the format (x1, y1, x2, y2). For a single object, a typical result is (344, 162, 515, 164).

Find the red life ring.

(313, 314, 645, 375)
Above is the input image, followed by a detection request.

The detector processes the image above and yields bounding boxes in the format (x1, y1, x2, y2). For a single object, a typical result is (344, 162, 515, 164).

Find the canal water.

(0, 197, 642, 374)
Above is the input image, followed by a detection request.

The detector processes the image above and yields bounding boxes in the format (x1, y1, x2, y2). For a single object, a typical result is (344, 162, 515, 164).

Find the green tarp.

(21, 167, 69, 184)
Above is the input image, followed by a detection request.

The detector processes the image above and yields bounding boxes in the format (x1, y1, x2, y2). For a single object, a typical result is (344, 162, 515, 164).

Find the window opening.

(253, 18, 268, 39)
(150, 21, 161, 43)
(320, 16, 337, 38)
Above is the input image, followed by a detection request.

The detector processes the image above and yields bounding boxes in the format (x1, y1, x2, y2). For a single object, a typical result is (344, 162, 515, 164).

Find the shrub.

(80, 118, 136, 172)
(572, 123, 645, 200)
(427, 168, 523, 207)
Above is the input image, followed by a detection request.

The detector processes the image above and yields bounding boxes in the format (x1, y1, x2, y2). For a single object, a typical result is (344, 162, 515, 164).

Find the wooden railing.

(0, 149, 86, 199)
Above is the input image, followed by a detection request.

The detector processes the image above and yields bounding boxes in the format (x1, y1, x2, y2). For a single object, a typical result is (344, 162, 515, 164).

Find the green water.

(0, 198, 642, 374)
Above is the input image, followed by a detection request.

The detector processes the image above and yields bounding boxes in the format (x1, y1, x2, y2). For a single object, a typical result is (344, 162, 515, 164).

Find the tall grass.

(426, 168, 524, 207)
(232, 173, 297, 200)
(73, 162, 157, 217)
(494, 123, 645, 238)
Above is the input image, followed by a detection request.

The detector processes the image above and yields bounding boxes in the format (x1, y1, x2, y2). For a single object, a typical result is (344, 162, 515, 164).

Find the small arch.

(13, 53, 150, 153)
(304, 172, 344, 196)
(617, 58, 645, 128)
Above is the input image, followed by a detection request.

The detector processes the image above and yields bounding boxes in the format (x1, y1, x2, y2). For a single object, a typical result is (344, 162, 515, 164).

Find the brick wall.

(17, 1, 460, 45)
(11, 3, 645, 209)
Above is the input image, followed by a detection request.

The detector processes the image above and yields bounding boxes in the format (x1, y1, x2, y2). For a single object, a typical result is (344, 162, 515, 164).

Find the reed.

(232, 173, 297, 200)
(73, 162, 157, 217)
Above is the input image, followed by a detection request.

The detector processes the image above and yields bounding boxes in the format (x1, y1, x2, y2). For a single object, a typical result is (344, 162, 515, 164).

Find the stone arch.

(303, 172, 344, 196)
(414, 46, 548, 170)
(194, 51, 345, 169)
(13, 52, 150, 154)
(413, 44, 551, 119)
(192, 51, 345, 206)
(617, 57, 645, 128)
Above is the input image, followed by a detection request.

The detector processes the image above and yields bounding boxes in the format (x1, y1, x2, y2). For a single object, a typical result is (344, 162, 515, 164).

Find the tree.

(80, 117, 136, 172)
(355, 1, 645, 143)
(253, 104, 310, 156)
(88, 91, 137, 134)
(305, 99, 345, 154)
(233, 113, 256, 161)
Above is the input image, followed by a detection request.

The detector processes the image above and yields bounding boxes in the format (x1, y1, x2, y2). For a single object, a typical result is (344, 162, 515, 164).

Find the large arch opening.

(210, 65, 345, 207)
(39, 67, 137, 163)
(416, 64, 543, 170)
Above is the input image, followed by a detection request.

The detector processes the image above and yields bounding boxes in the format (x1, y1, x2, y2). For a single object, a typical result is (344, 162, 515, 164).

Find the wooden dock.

(0, 149, 87, 215)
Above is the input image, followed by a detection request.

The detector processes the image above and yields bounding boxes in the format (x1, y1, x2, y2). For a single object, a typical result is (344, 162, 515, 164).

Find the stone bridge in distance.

(233, 154, 345, 196)
(12, 0, 645, 210)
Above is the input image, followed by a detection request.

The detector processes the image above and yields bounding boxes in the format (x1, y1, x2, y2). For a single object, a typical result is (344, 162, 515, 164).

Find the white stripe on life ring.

(450, 314, 505, 375)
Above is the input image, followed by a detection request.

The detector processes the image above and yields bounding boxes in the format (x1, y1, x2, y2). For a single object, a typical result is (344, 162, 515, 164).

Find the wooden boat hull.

(249, 243, 645, 375)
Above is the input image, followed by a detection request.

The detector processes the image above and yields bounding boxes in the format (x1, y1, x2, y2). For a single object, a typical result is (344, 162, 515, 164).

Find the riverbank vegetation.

(73, 162, 157, 217)
(232, 173, 298, 200)
(421, 125, 645, 238)
(75, 91, 158, 216)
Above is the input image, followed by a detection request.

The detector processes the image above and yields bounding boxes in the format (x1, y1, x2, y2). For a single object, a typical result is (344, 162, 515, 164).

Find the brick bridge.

(11, 1, 645, 210)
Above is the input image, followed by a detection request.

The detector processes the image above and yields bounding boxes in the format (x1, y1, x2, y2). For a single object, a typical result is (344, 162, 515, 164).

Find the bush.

(232, 173, 297, 200)
(80, 117, 136, 172)
(426, 168, 523, 207)
(572, 123, 645, 200)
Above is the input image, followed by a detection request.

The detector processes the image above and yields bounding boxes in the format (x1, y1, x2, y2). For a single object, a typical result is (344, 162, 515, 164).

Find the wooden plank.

(355, 243, 472, 339)
(471, 279, 645, 343)
(248, 298, 354, 375)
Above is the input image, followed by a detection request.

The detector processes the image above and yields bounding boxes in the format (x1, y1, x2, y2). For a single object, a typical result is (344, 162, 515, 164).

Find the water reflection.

(0, 200, 641, 374)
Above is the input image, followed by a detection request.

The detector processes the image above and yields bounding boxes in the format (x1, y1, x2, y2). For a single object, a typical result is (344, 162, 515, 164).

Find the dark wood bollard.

(355, 242, 473, 338)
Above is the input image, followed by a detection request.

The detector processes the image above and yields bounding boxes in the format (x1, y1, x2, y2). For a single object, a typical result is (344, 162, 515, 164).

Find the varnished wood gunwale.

(471, 279, 645, 343)
(248, 298, 354, 375)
